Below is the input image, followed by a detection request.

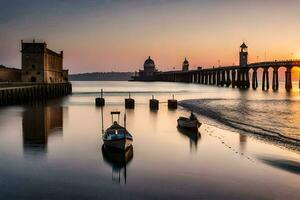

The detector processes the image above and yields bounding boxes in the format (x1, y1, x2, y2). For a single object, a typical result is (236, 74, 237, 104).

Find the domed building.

(144, 56, 156, 73)
(182, 58, 189, 71)
(136, 56, 158, 79)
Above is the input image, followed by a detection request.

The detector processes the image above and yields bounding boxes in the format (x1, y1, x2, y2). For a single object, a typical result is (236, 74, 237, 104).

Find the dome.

(144, 56, 155, 69)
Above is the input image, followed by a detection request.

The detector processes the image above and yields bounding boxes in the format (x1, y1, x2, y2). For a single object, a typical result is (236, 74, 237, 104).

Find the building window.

(32, 65, 35, 69)
(37, 71, 40, 75)
(26, 71, 29, 75)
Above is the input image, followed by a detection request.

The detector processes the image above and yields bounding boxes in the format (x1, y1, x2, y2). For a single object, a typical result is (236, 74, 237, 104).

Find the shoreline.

(179, 99, 300, 153)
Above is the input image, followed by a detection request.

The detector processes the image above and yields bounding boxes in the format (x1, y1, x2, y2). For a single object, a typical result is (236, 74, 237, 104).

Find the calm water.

(0, 81, 299, 199)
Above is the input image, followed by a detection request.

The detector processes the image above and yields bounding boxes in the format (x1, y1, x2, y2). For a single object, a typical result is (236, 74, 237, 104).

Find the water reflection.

(101, 145, 134, 184)
(239, 134, 247, 152)
(177, 127, 201, 152)
(257, 156, 300, 175)
(22, 104, 63, 156)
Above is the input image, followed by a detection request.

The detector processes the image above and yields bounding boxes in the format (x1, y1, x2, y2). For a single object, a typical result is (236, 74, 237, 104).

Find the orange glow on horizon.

(292, 67, 300, 81)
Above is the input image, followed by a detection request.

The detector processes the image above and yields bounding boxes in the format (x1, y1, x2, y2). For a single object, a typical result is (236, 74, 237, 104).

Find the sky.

(1, 0, 300, 73)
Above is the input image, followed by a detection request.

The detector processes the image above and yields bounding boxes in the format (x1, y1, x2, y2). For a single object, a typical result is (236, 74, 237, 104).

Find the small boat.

(177, 112, 201, 130)
(102, 111, 133, 150)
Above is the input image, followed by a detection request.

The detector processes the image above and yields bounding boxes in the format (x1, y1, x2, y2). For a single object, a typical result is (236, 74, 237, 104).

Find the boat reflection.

(177, 127, 201, 152)
(101, 145, 134, 184)
(239, 134, 247, 152)
(22, 105, 63, 156)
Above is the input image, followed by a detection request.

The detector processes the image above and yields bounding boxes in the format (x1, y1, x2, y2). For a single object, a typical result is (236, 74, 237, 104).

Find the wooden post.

(150, 95, 159, 111)
(168, 95, 177, 109)
(125, 92, 135, 109)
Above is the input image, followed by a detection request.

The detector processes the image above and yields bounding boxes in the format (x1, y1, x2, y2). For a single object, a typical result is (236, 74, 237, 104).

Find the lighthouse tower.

(239, 42, 248, 67)
(182, 58, 189, 71)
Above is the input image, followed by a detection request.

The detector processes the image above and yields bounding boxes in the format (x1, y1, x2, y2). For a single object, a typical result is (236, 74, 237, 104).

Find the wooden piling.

(125, 92, 135, 109)
(149, 95, 159, 111)
(168, 95, 177, 109)
(95, 89, 105, 107)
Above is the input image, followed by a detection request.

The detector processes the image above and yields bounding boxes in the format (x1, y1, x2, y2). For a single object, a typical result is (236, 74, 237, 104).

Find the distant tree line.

(69, 72, 134, 81)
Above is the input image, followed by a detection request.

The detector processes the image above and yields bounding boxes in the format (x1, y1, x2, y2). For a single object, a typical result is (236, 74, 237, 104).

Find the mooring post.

(149, 95, 159, 111)
(125, 92, 135, 109)
(95, 89, 105, 107)
(168, 94, 178, 109)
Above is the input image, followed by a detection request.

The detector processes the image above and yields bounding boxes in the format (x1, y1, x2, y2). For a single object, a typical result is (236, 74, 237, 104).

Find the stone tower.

(182, 58, 189, 71)
(21, 40, 65, 83)
(239, 42, 248, 67)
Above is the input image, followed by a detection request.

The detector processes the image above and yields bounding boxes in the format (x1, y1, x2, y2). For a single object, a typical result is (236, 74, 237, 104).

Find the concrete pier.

(0, 83, 72, 106)
(133, 43, 300, 92)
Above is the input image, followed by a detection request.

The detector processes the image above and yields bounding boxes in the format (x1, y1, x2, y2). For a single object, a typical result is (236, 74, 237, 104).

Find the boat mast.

(124, 111, 127, 128)
(101, 107, 104, 135)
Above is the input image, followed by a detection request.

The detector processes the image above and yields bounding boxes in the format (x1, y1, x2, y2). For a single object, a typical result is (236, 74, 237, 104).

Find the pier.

(0, 83, 72, 106)
(152, 60, 299, 91)
(133, 43, 300, 91)
(0, 41, 72, 106)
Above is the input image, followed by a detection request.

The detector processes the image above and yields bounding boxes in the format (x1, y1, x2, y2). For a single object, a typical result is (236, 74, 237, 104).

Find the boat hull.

(103, 138, 133, 150)
(177, 118, 201, 130)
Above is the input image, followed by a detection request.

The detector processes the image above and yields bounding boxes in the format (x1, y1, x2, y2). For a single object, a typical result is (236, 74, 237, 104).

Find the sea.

(0, 81, 299, 200)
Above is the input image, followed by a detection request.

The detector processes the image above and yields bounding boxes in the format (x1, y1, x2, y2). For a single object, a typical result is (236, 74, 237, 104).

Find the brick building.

(21, 40, 68, 83)
(0, 65, 21, 82)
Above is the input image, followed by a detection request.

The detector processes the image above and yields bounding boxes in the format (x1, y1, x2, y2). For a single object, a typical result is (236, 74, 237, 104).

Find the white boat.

(102, 112, 133, 150)
(177, 113, 201, 130)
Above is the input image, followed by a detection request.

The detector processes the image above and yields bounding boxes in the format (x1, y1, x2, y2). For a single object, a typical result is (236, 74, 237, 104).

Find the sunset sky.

(1, 0, 300, 73)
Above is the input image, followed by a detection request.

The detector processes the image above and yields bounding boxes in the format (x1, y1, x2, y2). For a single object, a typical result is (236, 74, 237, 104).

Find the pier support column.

(231, 70, 236, 88)
(237, 70, 241, 88)
(272, 68, 279, 91)
(262, 68, 270, 90)
(221, 70, 225, 87)
(252, 69, 258, 89)
(212, 71, 216, 85)
(201, 72, 205, 84)
(285, 67, 292, 91)
(245, 70, 250, 88)
(226, 70, 231, 87)
(216, 71, 220, 86)
(204, 72, 208, 85)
